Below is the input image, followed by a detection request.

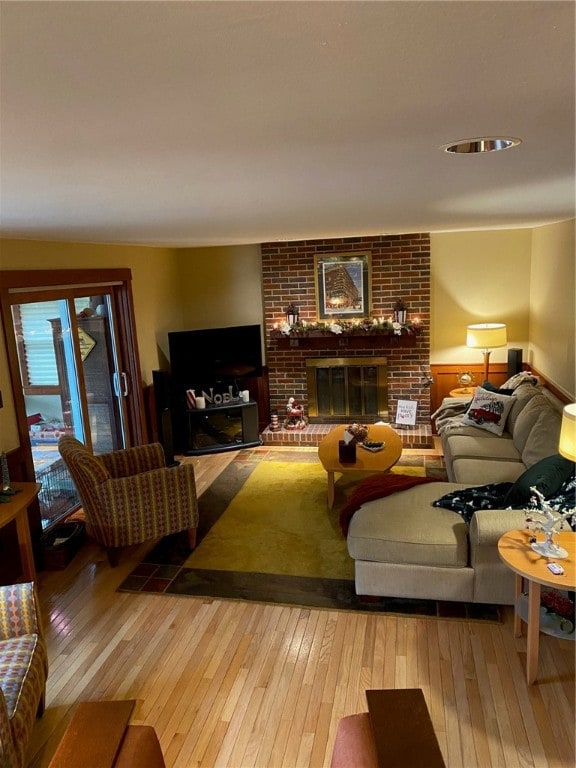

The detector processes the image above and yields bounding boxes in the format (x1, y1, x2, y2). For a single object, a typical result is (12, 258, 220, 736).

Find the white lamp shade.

(466, 323, 507, 349)
(559, 403, 576, 462)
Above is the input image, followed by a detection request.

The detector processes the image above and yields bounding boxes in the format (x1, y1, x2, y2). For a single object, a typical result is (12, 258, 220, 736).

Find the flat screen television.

(168, 324, 263, 390)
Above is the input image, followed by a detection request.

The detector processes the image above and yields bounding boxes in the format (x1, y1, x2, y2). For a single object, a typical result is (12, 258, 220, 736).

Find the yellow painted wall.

(1, 222, 573, 451)
(529, 220, 575, 398)
(430, 229, 532, 367)
(169, 244, 263, 360)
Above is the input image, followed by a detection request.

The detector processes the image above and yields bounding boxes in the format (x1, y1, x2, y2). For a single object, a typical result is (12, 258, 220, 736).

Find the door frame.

(0, 269, 146, 482)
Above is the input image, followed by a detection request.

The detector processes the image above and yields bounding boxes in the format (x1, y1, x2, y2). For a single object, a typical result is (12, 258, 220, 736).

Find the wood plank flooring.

(26, 449, 575, 768)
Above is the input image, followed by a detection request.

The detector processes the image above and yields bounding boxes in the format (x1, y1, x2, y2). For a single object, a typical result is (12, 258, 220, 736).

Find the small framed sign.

(395, 399, 417, 426)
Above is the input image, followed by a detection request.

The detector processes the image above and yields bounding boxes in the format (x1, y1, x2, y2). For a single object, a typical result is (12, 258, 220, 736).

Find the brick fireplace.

(261, 233, 431, 428)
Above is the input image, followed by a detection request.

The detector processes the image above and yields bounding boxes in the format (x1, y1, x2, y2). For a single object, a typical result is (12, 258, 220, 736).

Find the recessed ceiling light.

(442, 137, 522, 154)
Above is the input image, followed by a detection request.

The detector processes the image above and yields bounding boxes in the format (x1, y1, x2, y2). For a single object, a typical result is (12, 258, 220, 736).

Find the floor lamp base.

(482, 350, 492, 384)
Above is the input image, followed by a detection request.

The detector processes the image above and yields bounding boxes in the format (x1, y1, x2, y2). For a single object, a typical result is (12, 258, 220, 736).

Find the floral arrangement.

(284, 302, 299, 315)
(271, 316, 421, 338)
(541, 589, 575, 628)
(346, 423, 369, 443)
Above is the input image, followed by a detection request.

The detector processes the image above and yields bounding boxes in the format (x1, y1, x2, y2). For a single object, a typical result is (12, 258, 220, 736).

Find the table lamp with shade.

(466, 323, 507, 384)
(526, 402, 576, 560)
(559, 403, 576, 462)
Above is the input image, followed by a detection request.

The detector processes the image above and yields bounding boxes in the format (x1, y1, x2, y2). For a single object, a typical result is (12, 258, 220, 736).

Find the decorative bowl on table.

(346, 423, 369, 443)
(360, 440, 385, 452)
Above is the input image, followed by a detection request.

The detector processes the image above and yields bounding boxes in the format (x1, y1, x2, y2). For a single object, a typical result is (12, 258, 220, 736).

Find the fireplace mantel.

(270, 333, 417, 350)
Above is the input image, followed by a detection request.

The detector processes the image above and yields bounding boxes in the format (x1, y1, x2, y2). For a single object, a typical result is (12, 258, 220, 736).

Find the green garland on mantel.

(270, 317, 422, 338)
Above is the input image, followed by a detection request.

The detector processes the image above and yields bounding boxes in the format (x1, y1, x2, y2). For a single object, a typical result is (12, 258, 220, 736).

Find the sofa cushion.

(511, 394, 550, 453)
(450, 458, 527, 485)
(504, 453, 576, 506)
(461, 388, 515, 436)
(521, 408, 563, 468)
(505, 382, 542, 434)
(444, 433, 521, 463)
(347, 483, 469, 568)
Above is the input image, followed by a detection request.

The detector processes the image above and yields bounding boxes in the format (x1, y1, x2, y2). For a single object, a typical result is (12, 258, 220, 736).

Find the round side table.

(498, 529, 576, 684)
(448, 387, 477, 398)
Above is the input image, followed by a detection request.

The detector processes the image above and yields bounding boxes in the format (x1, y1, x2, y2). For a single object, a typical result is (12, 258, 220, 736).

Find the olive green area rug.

(118, 453, 500, 621)
(184, 461, 355, 580)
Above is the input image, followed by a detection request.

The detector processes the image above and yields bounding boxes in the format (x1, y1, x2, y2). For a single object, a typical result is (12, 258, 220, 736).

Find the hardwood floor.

(27, 450, 575, 768)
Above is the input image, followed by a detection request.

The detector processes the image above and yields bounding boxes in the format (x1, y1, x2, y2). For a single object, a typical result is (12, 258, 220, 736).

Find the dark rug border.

(118, 562, 500, 621)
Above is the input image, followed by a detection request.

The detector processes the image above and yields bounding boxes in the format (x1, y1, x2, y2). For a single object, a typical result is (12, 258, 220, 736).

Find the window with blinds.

(12, 299, 90, 389)
(13, 301, 60, 387)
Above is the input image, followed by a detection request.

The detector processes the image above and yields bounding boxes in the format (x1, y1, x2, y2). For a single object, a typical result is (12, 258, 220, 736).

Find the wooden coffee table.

(318, 424, 402, 508)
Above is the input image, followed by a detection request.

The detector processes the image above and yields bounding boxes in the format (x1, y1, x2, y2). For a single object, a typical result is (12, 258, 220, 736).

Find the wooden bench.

(331, 689, 446, 768)
(47, 700, 165, 768)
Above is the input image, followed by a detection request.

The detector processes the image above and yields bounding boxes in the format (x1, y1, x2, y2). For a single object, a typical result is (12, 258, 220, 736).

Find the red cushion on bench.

(331, 713, 378, 768)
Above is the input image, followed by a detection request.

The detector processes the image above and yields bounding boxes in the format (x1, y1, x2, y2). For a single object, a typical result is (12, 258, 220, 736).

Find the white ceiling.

(1, 1, 574, 248)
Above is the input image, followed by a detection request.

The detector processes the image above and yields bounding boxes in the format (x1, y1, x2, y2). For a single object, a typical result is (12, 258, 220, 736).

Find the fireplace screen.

(306, 357, 388, 422)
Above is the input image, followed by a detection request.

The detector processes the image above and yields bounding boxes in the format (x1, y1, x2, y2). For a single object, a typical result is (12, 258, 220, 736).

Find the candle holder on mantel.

(285, 303, 299, 327)
(393, 299, 407, 324)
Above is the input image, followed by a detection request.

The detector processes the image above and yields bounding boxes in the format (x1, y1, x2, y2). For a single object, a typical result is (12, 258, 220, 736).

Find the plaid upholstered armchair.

(0, 582, 48, 768)
(58, 436, 198, 566)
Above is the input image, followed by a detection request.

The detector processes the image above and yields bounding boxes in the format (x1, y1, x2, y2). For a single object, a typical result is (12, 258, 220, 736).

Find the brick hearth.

(260, 422, 433, 450)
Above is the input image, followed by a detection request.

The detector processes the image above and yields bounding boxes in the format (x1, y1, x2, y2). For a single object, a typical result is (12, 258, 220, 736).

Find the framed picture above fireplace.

(314, 251, 372, 320)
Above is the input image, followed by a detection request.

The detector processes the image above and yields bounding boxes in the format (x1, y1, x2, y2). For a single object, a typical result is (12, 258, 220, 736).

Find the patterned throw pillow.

(461, 387, 515, 436)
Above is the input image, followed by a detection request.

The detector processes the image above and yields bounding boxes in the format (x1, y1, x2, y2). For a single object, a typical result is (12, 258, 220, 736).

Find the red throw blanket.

(339, 473, 442, 536)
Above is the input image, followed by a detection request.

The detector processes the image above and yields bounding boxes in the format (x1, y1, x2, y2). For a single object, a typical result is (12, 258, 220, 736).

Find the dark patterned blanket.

(433, 476, 576, 527)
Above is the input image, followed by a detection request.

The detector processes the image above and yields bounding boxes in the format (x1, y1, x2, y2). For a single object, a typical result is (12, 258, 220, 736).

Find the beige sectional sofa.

(346, 376, 571, 605)
(439, 377, 565, 484)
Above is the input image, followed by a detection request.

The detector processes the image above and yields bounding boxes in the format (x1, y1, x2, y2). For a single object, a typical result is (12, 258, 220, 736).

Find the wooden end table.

(317, 424, 402, 509)
(0, 482, 41, 583)
(449, 387, 477, 398)
(498, 528, 576, 684)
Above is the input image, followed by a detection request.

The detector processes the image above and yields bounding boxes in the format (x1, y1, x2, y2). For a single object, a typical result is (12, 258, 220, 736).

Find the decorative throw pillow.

(460, 387, 515, 435)
(504, 453, 575, 507)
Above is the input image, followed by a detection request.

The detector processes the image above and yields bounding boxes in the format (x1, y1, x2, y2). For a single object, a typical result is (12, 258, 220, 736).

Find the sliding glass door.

(10, 290, 129, 528)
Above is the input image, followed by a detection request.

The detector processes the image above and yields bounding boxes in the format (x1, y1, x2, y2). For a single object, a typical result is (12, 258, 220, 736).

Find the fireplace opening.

(306, 357, 388, 423)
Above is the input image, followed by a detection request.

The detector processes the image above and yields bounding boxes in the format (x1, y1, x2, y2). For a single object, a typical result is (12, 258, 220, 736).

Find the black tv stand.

(185, 400, 261, 455)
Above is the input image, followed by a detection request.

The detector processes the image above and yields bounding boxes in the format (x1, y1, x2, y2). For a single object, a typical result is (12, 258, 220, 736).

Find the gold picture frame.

(314, 251, 372, 320)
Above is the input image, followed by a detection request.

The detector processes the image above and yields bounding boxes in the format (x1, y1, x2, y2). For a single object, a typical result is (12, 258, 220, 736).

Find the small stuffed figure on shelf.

(283, 397, 308, 430)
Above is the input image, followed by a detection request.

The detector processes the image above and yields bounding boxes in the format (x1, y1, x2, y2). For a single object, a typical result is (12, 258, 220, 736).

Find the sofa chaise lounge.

(346, 375, 572, 605)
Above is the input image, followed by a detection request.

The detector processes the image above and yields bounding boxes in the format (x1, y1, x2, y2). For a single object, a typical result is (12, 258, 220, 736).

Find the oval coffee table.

(318, 424, 402, 508)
